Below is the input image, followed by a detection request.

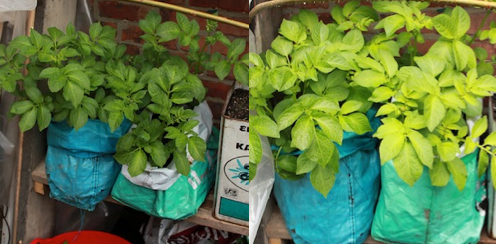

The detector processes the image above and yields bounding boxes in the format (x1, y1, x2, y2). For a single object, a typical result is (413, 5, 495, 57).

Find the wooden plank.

(265, 204, 496, 243)
(268, 238, 283, 244)
(31, 161, 248, 236)
(265, 207, 292, 240)
(33, 182, 45, 195)
(31, 161, 48, 185)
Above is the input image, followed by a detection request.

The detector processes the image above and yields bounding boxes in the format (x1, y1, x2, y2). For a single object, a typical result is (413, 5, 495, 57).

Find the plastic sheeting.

(0, 0, 36, 12)
(45, 119, 131, 211)
(371, 151, 485, 244)
(249, 134, 274, 244)
(0, 0, 36, 24)
(274, 108, 381, 244)
(111, 129, 219, 220)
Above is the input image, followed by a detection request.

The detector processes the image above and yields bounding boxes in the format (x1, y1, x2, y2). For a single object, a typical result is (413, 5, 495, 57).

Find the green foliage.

(249, 1, 378, 197)
(112, 11, 247, 177)
(3, 23, 123, 131)
(2, 11, 244, 177)
(250, 1, 496, 196)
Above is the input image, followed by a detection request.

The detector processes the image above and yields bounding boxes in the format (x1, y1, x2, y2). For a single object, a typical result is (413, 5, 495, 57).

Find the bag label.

(224, 156, 249, 192)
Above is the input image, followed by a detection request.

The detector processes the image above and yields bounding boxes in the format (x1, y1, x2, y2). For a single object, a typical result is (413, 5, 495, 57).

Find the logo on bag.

(224, 156, 249, 191)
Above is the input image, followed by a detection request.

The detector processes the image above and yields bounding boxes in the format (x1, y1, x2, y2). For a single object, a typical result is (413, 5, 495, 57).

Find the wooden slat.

(268, 238, 284, 244)
(265, 207, 291, 240)
(33, 182, 45, 195)
(31, 161, 248, 236)
(265, 204, 496, 243)
(31, 161, 48, 185)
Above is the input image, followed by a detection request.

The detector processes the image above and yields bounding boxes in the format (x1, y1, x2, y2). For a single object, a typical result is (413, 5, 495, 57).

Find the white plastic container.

(214, 83, 249, 226)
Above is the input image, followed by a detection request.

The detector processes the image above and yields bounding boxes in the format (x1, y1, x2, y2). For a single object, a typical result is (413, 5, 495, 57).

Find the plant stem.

(123, 0, 249, 29)
(468, 10, 491, 46)
(274, 145, 283, 161)
(459, 137, 493, 155)
(195, 33, 211, 74)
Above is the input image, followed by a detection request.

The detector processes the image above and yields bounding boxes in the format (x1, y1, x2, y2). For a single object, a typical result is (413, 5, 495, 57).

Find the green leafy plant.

(370, 3, 496, 191)
(1, 11, 248, 178)
(249, 1, 496, 197)
(2, 22, 126, 132)
(112, 11, 249, 177)
(249, 3, 378, 196)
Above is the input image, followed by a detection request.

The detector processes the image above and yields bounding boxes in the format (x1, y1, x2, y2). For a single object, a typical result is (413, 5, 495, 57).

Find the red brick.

(160, 7, 172, 22)
(162, 39, 178, 50)
(98, 1, 154, 22)
(468, 12, 496, 35)
(121, 25, 144, 44)
(189, 0, 249, 13)
(155, 0, 184, 5)
(471, 41, 496, 58)
(292, 2, 329, 9)
(212, 41, 228, 56)
(217, 19, 249, 37)
(101, 21, 117, 29)
(125, 44, 141, 55)
(416, 39, 436, 55)
(202, 80, 231, 100)
(206, 99, 225, 121)
(336, 1, 372, 7)
(318, 12, 332, 24)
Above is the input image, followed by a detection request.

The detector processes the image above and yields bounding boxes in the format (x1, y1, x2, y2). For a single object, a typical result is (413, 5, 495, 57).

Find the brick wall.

(281, 3, 496, 57)
(93, 0, 249, 127)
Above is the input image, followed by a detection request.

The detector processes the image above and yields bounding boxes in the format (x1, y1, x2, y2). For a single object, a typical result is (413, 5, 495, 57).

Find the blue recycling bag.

(274, 109, 381, 244)
(45, 119, 131, 211)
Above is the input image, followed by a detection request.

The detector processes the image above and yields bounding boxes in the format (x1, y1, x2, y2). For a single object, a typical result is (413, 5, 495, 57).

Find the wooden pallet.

(31, 161, 248, 236)
(265, 205, 496, 244)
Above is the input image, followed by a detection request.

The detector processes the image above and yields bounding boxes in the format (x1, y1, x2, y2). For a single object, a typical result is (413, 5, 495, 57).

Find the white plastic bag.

(0, 0, 36, 12)
(249, 135, 275, 244)
(121, 101, 213, 190)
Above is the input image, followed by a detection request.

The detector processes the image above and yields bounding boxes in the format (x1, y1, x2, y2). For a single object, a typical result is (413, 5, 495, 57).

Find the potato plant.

(249, 1, 496, 197)
(0, 11, 249, 177)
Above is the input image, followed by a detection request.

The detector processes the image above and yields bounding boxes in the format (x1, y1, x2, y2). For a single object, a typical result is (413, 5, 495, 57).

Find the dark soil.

(225, 89, 249, 121)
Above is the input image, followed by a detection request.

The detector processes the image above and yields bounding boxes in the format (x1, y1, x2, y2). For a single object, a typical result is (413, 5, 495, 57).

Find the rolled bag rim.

(45, 119, 132, 211)
(47, 119, 132, 157)
(274, 107, 382, 244)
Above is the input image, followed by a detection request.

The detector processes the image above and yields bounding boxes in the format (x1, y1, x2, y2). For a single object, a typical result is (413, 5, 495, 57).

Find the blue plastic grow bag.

(45, 119, 131, 211)
(274, 109, 381, 244)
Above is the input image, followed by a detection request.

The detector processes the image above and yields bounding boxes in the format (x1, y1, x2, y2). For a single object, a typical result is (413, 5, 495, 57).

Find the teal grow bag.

(46, 119, 131, 211)
(371, 151, 486, 244)
(274, 109, 381, 244)
(111, 129, 219, 220)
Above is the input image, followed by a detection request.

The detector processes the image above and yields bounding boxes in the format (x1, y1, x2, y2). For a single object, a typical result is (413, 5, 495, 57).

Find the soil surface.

(225, 89, 249, 121)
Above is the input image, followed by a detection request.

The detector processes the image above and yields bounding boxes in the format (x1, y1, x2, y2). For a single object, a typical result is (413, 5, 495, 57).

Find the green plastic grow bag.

(111, 130, 219, 220)
(371, 151, 486, 244)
